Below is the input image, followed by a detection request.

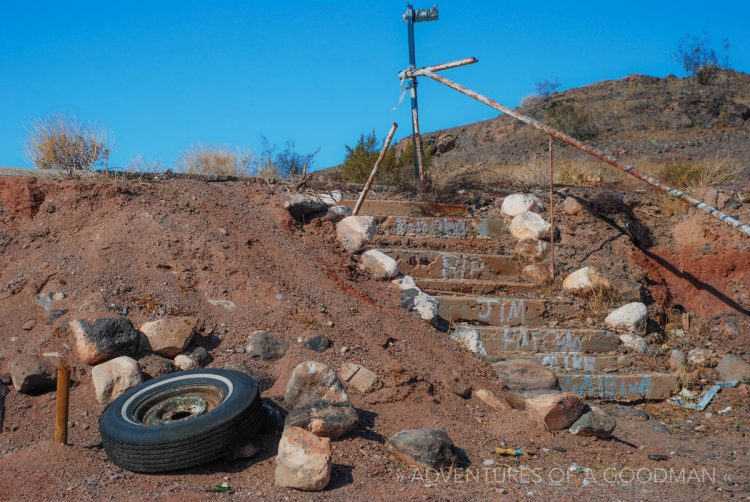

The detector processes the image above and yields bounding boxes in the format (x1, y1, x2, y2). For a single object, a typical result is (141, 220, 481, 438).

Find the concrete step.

(557, 372, 679, 402)
(495, 352, 626, 372)
(340, 199, 468, 217)
(471, 326, 620, 354)
(375, 216, 506, 240)
(380, 248, 521, 281)
(371, 235, 508, 253)
(417, 278, 541, 295)
(437, 295, 554, 327)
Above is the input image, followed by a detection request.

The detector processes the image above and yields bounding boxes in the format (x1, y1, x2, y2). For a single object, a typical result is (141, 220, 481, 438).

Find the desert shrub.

(26, 115, 110, 177)
(256, 136, 319, 179)
(124, 155, 165, 174)
(658, 156, 736, 191)
(520, 95, 542, 108)
(177, 145, 251, 177)
(337, 131, 431, 186)
(535, 78, 560, 98)
(673, 31, 730, 84)
(545, 103, 598, 140)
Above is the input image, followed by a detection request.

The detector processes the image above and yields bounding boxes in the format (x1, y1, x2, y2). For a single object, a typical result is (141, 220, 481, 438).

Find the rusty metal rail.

(414, 67, 750, 238)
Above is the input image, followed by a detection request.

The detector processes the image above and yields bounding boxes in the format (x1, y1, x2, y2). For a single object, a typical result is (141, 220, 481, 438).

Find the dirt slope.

(0, 176, 748, 499)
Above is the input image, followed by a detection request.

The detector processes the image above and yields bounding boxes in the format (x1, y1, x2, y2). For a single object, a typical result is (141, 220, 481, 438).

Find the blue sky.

(1, 0, 748, 170)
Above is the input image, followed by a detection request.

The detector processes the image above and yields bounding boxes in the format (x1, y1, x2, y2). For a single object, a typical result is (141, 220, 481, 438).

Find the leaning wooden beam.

(399, 57, 478, 80)
(353, 123, 399, 216)
(420, 69, 750, 238)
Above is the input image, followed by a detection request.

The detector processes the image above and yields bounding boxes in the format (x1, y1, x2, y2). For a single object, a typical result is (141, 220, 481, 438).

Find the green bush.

(337, 131, 431, 186)
(545, 104, 598, 140)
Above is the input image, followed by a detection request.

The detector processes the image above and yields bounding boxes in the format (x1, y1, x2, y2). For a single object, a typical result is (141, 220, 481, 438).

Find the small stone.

(139, 316, 198, 358)
(173, 354, 198, 371)
(231, 441, 260, 460)
(283, 193, 328, 221)
(687, 348, 712, 366)
(92, 356, 142, 404)
(500, 193, 542, 217)
(22, 320, 35, 331)
(563, 267, 612, 297)
(475, 388, 511, 412)
(70, 317, 139, 365)
(563, 196, 584, 215)
(208, 299, 236, 309)
(274, 426, 332, 491)
(449, 326, 487, 357)
(514, 238, 549, 263)
(234, 346, 245, 354)
(10, 355, 57, 395)
(412, 291, 439, 321)
(335, 216, 376, 253)
(669, 350, 686, 371)
(285, 361, 349, 408)
(285, 399, 359, 439)
(619, 333, 649, 353)
(525, 392, 586, 431)
(338, 363, 380, 394)
(318, 205, 352, 223)
(394, 275, 417, 291)
(360, 249, 399, 280)
(304, 335, 332, 353)
(317, 190, 342, 207)
(190, 347, 212, 366)
(246, 331, 287, 361)
(717, 355, 750, 382)
(388, 429, 458, 469)
(521, 263, 552, 283)
(604, 303, 648, 335)
(509, 211, 551, 240)
(137, 354, 175, 379)
(491, 359, 558, 391)
(649, 420, 670, 434)
(442, 370, 471, 399)
(569, 405, 616, 438)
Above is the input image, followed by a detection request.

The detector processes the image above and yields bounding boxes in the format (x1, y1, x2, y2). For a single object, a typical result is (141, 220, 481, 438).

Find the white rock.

(509, 211, 551, 240)
(500, 193, 542, 217)
(392, 275, 417, 291)
(92, 356, 142, 404)
(687, 348, 713, 366)
(619, 333, 649, 353)
(335, 216, 376, 253)
(173, 354, 198, 370)
(563, 267, 612, 296)
(514, 238, 549, 262)
(413, 291, 439, 321)
(360, 250, 399, 280)
(605, 302, 648, 335)
(449, 327, 487, 357)
(275, 426, 332, 491)
(318, 190, 342, 206)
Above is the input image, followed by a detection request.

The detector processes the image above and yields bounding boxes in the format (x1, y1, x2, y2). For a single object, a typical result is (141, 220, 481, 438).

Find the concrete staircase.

(344, 199, 678, 402)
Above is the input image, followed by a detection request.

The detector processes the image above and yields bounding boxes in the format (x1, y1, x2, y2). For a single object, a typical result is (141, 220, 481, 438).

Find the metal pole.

(55, 363, 70, 445)
(406, 4, 425, 186)
(548, 135, 555, 278)
(353, 123, 399, 216)
(419, 69, 750, 238)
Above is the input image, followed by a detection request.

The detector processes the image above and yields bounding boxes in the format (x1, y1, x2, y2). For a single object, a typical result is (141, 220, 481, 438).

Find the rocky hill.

(419, 69, 750, 187)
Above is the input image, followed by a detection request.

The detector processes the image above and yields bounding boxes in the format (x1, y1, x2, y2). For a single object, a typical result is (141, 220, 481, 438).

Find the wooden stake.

(55, 363, 70, 445)
(353, 122, 398, 216)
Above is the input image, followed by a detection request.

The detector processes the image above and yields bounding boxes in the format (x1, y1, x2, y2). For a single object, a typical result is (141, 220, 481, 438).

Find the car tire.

(99, 369, 263, 472)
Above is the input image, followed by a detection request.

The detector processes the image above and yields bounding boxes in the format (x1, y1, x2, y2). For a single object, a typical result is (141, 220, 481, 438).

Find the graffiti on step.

(493, 327, 585, 352)
(394, 218, 468, 238)
(441, 253, 485, 279)
(476, 298, 526, 325)
(539, 354, 598, 372)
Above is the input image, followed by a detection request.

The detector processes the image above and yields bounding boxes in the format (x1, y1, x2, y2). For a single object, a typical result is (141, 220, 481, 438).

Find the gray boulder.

(10, 354, 57, 395)
(388, 429, 458, 469)
(70, 317, 139, 365)
(569, 405, 617, 438)
(246, 331, 287, 361)
(285, 399, 359, 439)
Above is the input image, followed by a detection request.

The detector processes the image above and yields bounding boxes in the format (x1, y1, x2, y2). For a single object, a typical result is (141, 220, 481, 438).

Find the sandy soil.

(0, 176, 748, 500)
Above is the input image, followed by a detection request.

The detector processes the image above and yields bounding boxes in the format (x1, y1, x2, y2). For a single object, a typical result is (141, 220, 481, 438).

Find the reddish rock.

(275, 426, 332, 491)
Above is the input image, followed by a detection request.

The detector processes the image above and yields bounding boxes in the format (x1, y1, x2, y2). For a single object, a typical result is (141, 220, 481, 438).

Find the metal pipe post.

(405, 4, 425, 185)
(55, 363, 70, 445)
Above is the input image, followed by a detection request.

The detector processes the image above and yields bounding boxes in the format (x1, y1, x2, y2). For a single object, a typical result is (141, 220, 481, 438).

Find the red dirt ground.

(0, 176, 748, 500)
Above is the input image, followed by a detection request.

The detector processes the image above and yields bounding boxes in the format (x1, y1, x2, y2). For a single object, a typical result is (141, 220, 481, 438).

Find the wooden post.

(352, 123, 398, 216)
(55, 363, 70, 445)
(548, 135, 555, 279)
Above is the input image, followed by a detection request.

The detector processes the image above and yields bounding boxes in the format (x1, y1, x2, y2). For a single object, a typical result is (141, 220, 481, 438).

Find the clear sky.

(1, 0, 748, 170)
